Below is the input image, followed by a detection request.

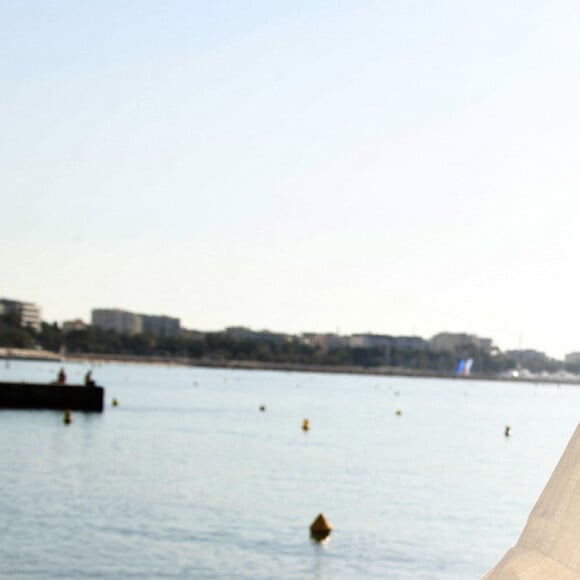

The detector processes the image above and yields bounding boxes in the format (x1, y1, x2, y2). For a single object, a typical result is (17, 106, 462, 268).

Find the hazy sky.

(2, 1, 580, 358)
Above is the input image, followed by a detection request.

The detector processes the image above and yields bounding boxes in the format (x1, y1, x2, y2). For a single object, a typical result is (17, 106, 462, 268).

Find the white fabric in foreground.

(484, 423, 580, 579)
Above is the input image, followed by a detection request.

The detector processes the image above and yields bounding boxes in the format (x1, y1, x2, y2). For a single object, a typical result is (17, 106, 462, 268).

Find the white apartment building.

(0, 298, 42, 332)
(91, 308, 180, 337)
(92, 309, 143, 335)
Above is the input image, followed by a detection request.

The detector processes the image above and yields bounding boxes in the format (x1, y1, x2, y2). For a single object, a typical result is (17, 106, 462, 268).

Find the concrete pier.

(0, 382, 104, 412)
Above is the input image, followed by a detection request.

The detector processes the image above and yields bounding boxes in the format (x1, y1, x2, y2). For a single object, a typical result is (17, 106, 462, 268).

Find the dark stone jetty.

(0, 382, 104, 412)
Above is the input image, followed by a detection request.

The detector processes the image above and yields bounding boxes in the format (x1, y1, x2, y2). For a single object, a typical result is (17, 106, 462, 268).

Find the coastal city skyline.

(3, 295, 578, 364)
(4, 3, 580, 360)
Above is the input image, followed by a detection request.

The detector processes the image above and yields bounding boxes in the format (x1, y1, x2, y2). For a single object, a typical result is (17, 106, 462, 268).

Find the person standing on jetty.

(57, 368, 66, 385)
(84, 370, 95, 387)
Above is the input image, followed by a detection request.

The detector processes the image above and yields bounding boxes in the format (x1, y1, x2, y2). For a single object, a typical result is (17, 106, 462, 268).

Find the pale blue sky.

(2, 1, 580, 358)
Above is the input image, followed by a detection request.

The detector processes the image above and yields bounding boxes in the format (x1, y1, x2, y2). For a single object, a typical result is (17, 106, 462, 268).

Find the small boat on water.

(0, 382, 104, 412)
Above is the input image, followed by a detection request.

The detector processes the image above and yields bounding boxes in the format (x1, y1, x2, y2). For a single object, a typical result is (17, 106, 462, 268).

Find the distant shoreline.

(0, 347, 62, 363)
(1, 347, 578, 386)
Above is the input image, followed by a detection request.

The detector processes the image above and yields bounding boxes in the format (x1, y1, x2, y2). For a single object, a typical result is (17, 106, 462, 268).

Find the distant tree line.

(1, 314, 577, 375)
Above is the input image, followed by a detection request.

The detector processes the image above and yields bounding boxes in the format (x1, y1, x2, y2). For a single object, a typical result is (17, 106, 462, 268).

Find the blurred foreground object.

(484, 424, 580, 578)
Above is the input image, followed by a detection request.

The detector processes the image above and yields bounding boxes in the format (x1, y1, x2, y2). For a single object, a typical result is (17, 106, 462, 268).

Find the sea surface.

(1, 360, 578, 579)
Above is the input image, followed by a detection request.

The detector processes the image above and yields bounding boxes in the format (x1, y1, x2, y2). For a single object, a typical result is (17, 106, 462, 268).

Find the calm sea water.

(0, 360, 578, 579)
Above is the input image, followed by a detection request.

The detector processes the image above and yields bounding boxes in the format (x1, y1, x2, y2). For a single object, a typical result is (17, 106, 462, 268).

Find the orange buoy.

(310, 513, 332, 541)
(302, 418, 310, 431)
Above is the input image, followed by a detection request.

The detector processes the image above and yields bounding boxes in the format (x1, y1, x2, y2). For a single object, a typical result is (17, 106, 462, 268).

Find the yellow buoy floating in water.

(64, 409, 73, 425)
(302, 418, 310, 431)
(112, 398, 119, 407)
(310, 513, 332, 541)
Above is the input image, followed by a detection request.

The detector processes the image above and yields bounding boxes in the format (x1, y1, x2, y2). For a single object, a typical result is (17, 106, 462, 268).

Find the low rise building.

(565, 352, 580, 365)
(225, 326, 289, 344)
(180, 328, 206, 341)
(392, 336, 430, 351)
(301, 333, 348, 352)
(348, 334, 394, 348)
(431, 332, 493, 354)
(505, 349, 548, 364)
(62, 319, 88, 333)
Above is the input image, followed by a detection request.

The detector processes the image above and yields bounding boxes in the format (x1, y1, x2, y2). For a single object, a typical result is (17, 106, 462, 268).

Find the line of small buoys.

(64, 409, 73, 425)
(310, 513, 332, 541)
(302, 418, 310, 431)
(112, 398, 119, 407)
